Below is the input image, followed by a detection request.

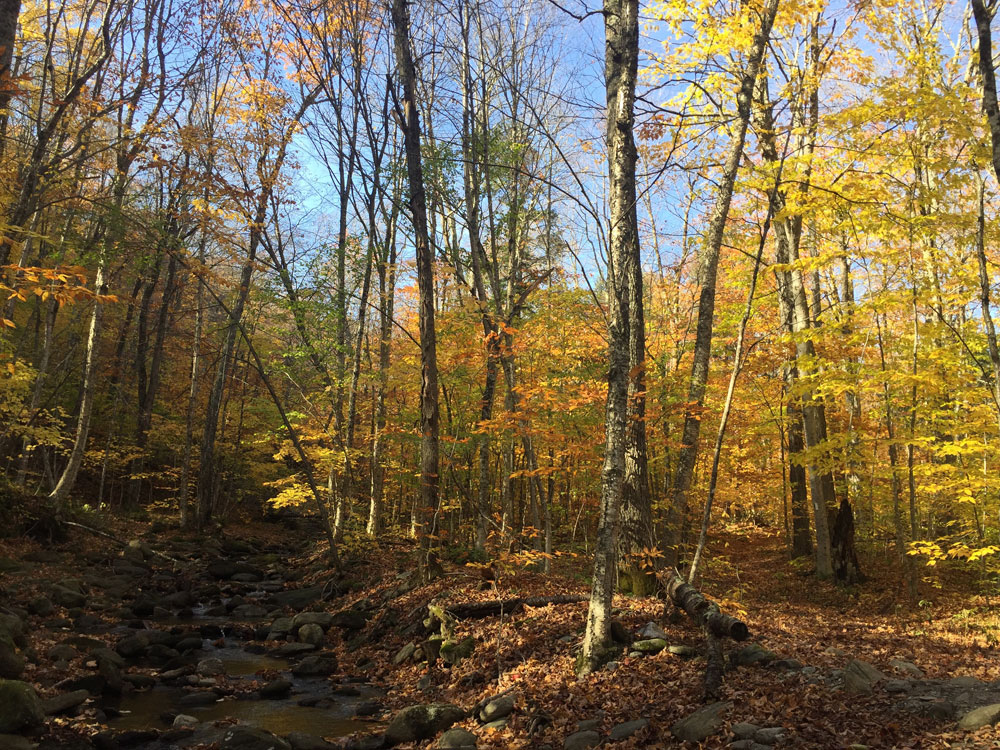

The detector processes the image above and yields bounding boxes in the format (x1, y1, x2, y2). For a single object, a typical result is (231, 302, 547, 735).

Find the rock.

(274, 643, 315, 657)
(770, 659, 802, 671)
(354, 700, 380, 717)
(220, 726, 291, 750)
(55, 674, 105, 695)
(291, 612, 334, 630)
(753, 727, 787, 744)
(28, 598, 53, 617)
(269, 617, 294, 636)
(47, 645, 76, 662)
(0, 680, 45, 733)
(286, 732, 336, 750)
(0, 640, 24, 680)
(576, 719, 599, 732)
(115, 634, 149, 658)
(732, 644, 776, 667)
(260, 679, 292, 699)
(331, 611, 367, 631)
(291, 654, 336, 677)
(177, 691, 219, 707)
(231, 605, 268, 619)
(958, 703, 1000, 731)
(885, 680, 910, 693)
(481, 719, 507, 731)
(271, 586, 326, 610)
(208, 561, 239, 580)
(41, 690, 89, 715)
(196, 658, 225, 677)
(638, 622, 668, 640)
(824, 646, 847, 657)
(123, 674, 155, 690)
(0, 734, 35, 750)
(393, 643, 416, 665)
(172, 715, 198, 727)
(437, 728, 477, 749)
(670, 701, 731, 743)
(897, 697, 955, 720)
(732, 722, 761, 739)
(889, 659, 924, 678)
(948, 676, 985, 689)
(609, 718, 648, 740)
(440, 637, 475, 665)
(631, 638, 666, 654)
(609, 620, 631, 644)
(51, 586, 86, 609)
(668, 644, 698, 658)
(843, 659, 885, 696)
(297, 624, 324, 646)
(562, 730, 599, 750)
(384, 704, 466, 746)
(479, 695, 514, 723)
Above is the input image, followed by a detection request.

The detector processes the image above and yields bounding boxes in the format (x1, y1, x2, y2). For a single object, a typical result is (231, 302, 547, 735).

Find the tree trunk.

(663, 0, 780, 567)
(578, 0, 639, 677)
(0, 0, 20, 156)
(392, 0, 441, 581)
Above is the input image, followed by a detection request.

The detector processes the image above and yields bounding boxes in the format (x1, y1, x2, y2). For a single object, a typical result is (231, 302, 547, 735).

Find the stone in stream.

(178, 690, 220, 708)
(670, 701, 731, 743)
(41, 689, 89, 715)
(221, 726, 291, 750)
(384, 704, 466, 746)
(297, 624, 324, 646)
(274, 643, 315, 657)
(172, 714, 198, 728)
(286, 732, 336, 750)
(196, 658, 226, 677)
(291, 654, 337, 677)
(260, 679, 293, 698)
(0, 680, 45, 733)
(437, 728, 477, 749)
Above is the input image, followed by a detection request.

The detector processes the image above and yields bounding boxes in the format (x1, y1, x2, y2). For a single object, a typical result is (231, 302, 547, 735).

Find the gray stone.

(291, 612, 334, 630)
(178, 690, 219, 707)
(670, 701, 731, 743)
(196, 658, 225, 677)
(28, 598, 53, 617)
(260, 679, 292, 698)
(948, 676, 985, 689)
(220, 726, 291, 750)
(269, 617, 294, 635)
(291, 654, 336, 677)
(753, 727, 787, 744)
(897, 697, 955, 720)
(668, 644, 698, 658)
(437, 728, 477, 749)
(771, 659, 802, 671)
(479, 695, 515, 723)
(563, 730, 599, 750)
(575, 719, 599, 732)
(47, 645, 76, 662)
(41, 690, 89, 715)
(631, 638, 666, 654)
(732, 722, 761, 739)
(0, 680, 45, 733)
(271, 586, 325, 610)
(889, 659, 924, 678)
(609, 718, 648, 740)
(331, 610, 367, 631)
(286, 732, 337, 750)
(885, 680, 910, 693)
(231, 605, 268, 619)
(732, 644, 776, 667)
(843, 659, 885, 695)
(0, 641, 24, 680)
(481, 719, 507, 731)
(297, 624, 324, 646)
(51, 586, 86, 609)
(638, 622, 667, 640)
(393, 642, 416, 665)
(958, 703, 1000, 731)
(274, 643, 315, 657)
(172, 714, 198, 727)
(384, 704, 466, 746)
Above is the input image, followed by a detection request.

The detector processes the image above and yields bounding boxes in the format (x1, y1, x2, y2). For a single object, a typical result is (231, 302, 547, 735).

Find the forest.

(2, 0, 1000, 747)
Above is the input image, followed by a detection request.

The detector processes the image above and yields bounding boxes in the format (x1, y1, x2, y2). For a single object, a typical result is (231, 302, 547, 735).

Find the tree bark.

(392, 0, 441, 581)
(663, 0, 780, 567)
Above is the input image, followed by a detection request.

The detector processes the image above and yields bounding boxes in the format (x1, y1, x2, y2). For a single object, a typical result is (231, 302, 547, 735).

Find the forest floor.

(1, 516, 999, 750)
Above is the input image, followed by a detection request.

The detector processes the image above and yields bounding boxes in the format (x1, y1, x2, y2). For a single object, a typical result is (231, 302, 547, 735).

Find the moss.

(0, 680, 44, 733)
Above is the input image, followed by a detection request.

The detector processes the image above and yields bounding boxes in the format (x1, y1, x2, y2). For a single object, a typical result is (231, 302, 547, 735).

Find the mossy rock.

(440, 636, 475, 665)
(632, 638, 667, 654)
(0, 680, 45, 733)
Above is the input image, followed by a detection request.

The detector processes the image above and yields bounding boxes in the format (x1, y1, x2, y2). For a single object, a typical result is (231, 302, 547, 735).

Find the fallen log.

(660, 569, 749, 641)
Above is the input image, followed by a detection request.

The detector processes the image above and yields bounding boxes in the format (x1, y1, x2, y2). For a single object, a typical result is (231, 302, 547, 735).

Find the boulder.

(563, 730, 599, 750)
(440, 637, 475, 666)
(290, 612, 333, 630)
(843, 659, 885, 696)
(889, 659, 924, 678)
(332, 611, 367, 631)
(638, 622, 668, 640)
(670, 701, 731, 743)
(291, 654, 336, 677)
(41, 690, 89, 715)
(28, 598, 53, 617)
(220, 726, 291, 750)
(631, 638, 667, 654)
(731, 644, 776, 667)
(297, 624, 324, 646)
(437, 728, 477, 749)
(384, 704, 466, 746)
(609, 718, 648, 740)
(479, 695, 514, 723)
(260, 679, 292, 699)
(172, 714, 198, 728)
(0, 638, 24, 680)
(0, 681, 45, 733)
(196, 658, 225, 677)
(51, 586, 86, 609)
(958, 703, 1000, 731)
(393, 643, 416, 665)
